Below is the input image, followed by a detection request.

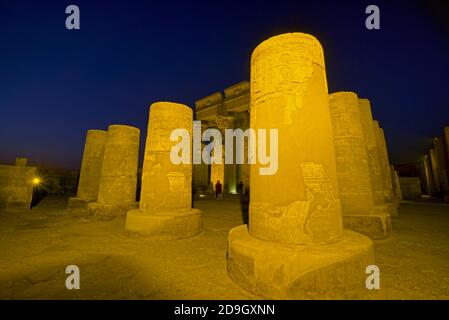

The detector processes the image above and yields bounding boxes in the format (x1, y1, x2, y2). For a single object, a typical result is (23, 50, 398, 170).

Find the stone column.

(423, 153, 435, 195)
(192, 142, 210, 197)
(126, 102, 202, 239)
(373, 121, 399, 217)
(444, 127, 449, 176)
(390, 165, 403, 200)
(68, 129, 108, 211)
(358, 99, 385, 206)
(373, 121, 394, 201)
(87, 125, 139, 218)
(0, 159, 36, 210)
(329, 92, 390, 239)
(434, 137, 449, 200)
(429, 148, 441, 193)
(227, 33, 374, 299)
(15, 158, 27, 167)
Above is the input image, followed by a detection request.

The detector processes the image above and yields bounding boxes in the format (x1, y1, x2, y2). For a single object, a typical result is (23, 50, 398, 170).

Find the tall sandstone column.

(126, 102, 202, 239)
(68, 129, 108, 211)
(390, 165, 403, 200)
(329, 92, 391, 239)
(87, 125, 139, 218)
(373, 121, 395, 202)
(423, 154, 435, 195)
(358, 99, 385, 206)
(373, 121, 399, 217)
(434, 137, 449, 201)
(227, 33, 374, 299)
(429, 148, 441, 193)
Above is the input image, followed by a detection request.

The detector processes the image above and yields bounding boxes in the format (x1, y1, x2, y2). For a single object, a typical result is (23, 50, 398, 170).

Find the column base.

(87, 202, 138, 219)
(227, 225, 374, 299)
(67, 197, 94, 212)
(343, 212, 391, 239)
(125, 208, 202, 240)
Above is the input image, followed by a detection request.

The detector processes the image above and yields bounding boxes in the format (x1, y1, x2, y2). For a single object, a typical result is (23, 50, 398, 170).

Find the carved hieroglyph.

(373, 121, 394, 202)
(329, 92, 374, 215)
(76, 129, 108, 200)
(249, 33, 342, 245)
(96, 125, 139, 206)
(358, 99, 385, 206)
(139, 102, 192, 213)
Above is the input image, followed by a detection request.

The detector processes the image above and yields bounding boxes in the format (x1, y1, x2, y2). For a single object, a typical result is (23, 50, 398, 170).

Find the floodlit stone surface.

(87, 125, 140, 218)
(358, 99, 385, 206)
(391, 166, 403, 200)
(2, 195, 449, 300)
(400, 177, 422, 200)
(0, 159, 36, 210)
(67, 129, 108, 211)
(248, 33, 343, 245)
(429, 149, 441, 193)
(423, 154, 435, 195)
(434, 137, 449, 194)
(227, 33, 374, 299)
(373, 121, 395, 202)
(125, 102, 202, 239)
(329, 92, 391, 239)
(329, 92, 374, 214)
(228, 226, 374, 299)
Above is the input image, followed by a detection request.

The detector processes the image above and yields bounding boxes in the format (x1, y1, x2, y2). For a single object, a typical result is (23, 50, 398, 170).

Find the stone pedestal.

(68, 129, 108, 212)
(125, 102, 202, 239)
(87, 125, 139, 219)
(329, 92, 390, 239)
(227, 33, 374, 299)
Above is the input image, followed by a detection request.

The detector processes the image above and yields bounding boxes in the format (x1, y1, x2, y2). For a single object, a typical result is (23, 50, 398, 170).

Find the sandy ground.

(0, 195, 448, 300)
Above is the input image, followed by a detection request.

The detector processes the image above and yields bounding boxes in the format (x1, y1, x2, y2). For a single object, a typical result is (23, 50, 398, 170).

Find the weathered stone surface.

(227, 33, 374, 299)
(399, 177, 422, 200)
(423, 154, 435, 195)
(68, 129, 108, 212)
(125, 102, 202, 238)
(227, 225, 374, 299)
(358, 99, 385, 206)
(248, 33, 343, 245)
(87, 125, 140, 218)
(391, 166, 403, 200)
(373, 121, 394, 202)
(0, 159, 37, 210)
(434, 137, 449, 193)
(342, 213, 391, 240)
(429, 149, 441, 193)
(329, 92, 391, 239)
(329, 92, 374, 215)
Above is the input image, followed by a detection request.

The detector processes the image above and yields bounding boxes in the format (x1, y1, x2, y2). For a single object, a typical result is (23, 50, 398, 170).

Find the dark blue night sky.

(1, 0, 448, 170)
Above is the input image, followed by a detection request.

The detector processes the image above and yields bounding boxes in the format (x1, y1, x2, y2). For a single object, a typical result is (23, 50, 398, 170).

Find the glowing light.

(32, 177, 41, 185)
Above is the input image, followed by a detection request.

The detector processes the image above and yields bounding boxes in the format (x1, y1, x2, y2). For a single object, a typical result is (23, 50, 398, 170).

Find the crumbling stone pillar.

(423, 154, 435, 195)
(227, 33, 374, 299)
(373, 121, 399, 217)
(68, 129, 108, 211)
(87, 125, 139, 218)
(329, 92, 391, 239)
(429, 148, 441, 193)
(358, 100, 397, 218)
(390, 165, 403, 201)
(434, 137, 449, 201)
(125, 102, 202, 239)
(373, 121, 394, 201)
(0, 158, 36, 210)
